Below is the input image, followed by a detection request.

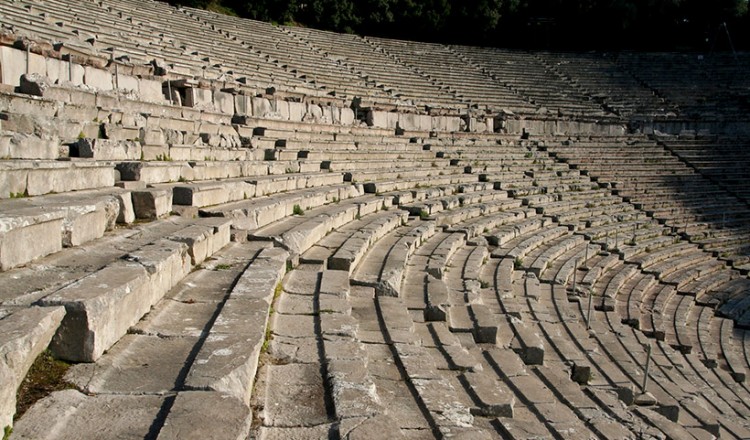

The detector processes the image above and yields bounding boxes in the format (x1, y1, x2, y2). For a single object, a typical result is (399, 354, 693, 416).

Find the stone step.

(0, 188, 135, 271)
(252, 196, 390, 258)
(362, 174, 479, 194)
(327, 210, 408, 274)
(37, 217, 230, 362)
(200, 183, 362, 232)
(185, 246, 289, 404)
(157, 391, 252, 440)
(352, 221, 436, 297)
(0, 159, 115, 199)
(9, 389, 167, 440)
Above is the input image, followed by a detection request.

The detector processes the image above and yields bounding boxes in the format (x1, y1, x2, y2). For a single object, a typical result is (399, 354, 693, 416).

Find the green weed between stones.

(261, 282, 284, 354)
(15, 350, 74, 423)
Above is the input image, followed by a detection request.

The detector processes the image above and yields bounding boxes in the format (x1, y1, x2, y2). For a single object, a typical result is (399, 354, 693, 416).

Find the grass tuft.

(15, 350, 74, 422)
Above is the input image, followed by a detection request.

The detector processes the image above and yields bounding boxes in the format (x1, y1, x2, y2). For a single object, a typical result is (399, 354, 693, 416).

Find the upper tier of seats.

(1, 0, 748, 124)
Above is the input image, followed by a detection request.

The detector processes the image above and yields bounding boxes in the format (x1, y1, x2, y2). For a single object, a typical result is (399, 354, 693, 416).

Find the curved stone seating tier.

(547, 137, 750, 273)
(284, 26, 461, 111)
(0, 187, 139, 270)
(368, 37, 539, 115)
(661, 135, 750, 206)
(185, 7, 400, 108)
(6, 156, 750, 436)
(453, 46, 611, 118)
(616, 52, 750, 119)
(2, 0, 750, 436)
(534, 51, 673, 118)
(0, 213, 234, 425)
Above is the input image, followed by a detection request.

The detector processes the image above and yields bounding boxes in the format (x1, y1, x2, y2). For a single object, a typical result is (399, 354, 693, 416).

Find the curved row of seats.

(0, 0, 749, 437)
(3, 0, 748, 121)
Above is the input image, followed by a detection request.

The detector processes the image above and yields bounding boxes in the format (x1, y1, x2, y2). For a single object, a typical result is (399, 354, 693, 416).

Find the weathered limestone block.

(214, 91, 234, 115)
(288, 101, 306, 121)
(275, 100, 290, 120)
(115, 73, 139, 93)
(510, 318, 545, 365)
(0, 306, 66, 429)
(59, 200, 111, 247)
(425, 275, 449, 322)
(10, 389, 165, 438)
(319, 270, 350, 298)
(116, 162, 189, 185)
(234, 95, 252, 116)
(0, 46, 27, 87)
(76, 138, 141, 160)
(185, 88, 213, 110)
(41, 240, 189, 362)
(185, 247, 288, 404)
(303, 103, 322, 122)
(463, 372, 514, 417)
(0, 209, 65, 271)
(398, 113, 420, 131)
(157, 391, 252, 440)
(166, 219, 231, 265)
(132, 189, 172, 219)
(173, 183, 227, 207)
(18, 73, 52, 97)
(366, 110, 397, 129)
(84, 66, 113, 91)
(252, 97, 273, 118)
(26, 162, 115, 196)
(0, 132, 59, 160)
(139, 78, 164, 103)
(116, 192, 135, 224)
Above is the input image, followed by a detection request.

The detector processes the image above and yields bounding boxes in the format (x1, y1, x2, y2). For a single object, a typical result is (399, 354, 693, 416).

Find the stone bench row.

(0, 188, 148, 271)
(251, 195, 390, 259)
(0, 215, 232, 426)
(40, 216, 231, 362)
(161, 172, 345, 211)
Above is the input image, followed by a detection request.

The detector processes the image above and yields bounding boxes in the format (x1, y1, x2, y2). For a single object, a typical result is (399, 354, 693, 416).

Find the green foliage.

(292, 204, 304, 215)
(14, 350, 74, 423)
(169, 0, 750, 49)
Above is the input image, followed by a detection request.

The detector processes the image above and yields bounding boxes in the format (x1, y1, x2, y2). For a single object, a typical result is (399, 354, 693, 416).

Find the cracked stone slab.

(258, 424, 335, 440)
(41, 239, 190, 362)
(272, 313, 316, 339)
(157, 391, 251, 440)
(277, 293, 315, 315)
(262, 363, 329, 428)
(184, 297, 269, 405)
(66, 334, 199, 394)
(269, 334, 319, 364)
(11, 389, 165, 440)
(327, 358, 380, 419)
(339, 415, 406, 439)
